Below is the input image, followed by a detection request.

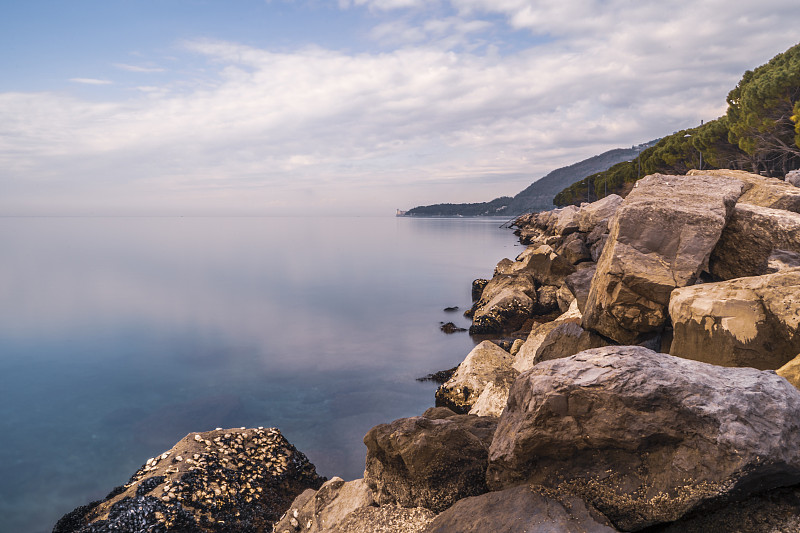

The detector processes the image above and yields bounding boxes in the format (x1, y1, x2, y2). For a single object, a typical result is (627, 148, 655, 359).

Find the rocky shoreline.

(56, 169, 800, 532)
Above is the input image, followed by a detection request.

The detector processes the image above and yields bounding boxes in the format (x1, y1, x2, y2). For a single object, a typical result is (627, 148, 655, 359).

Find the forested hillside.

(404, 142, 657, 217)
(554, 42, 800, 206)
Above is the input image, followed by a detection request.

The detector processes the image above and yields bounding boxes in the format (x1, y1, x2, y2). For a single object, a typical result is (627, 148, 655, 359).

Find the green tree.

(725, 42, 800, 175)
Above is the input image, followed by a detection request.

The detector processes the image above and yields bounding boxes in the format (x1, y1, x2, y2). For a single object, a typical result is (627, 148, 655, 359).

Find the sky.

(1, 1, 799, 216)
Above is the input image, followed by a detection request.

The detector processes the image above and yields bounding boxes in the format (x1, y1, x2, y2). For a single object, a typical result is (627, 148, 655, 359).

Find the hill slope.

(404, 141, 658, 217)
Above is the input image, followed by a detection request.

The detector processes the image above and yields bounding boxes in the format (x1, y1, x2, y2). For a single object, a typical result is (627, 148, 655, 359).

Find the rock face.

(273, 477, 374, 533)
(435, 340, 519, 414)
(363, 407, 497, 514)
(689, 169, 800, 213)
(709, 203, 800, 279)
(778, 355, 800, 388)
(335, 505, 436, 533)
(577, 194, 623, 233)
(423, 485, 617, 533)
(565, 265, 596, 313)
(787, 169, 800, 187)
(669, 268, 800, 370)
(468, 274, 536, 334)
(514, 303, 607, 373)
(582, 173, 744, 344)
(487, 347, 800, 531)
(54, 428, 324, 533)
(521, 244, 577, 286)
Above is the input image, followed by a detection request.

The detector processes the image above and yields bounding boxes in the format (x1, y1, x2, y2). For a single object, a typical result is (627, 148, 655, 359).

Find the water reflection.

(0, 216, 519, 533)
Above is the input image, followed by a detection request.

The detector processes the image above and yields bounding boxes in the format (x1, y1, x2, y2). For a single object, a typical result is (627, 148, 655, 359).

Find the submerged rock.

(54, 427, 324, 533)
(487, 347, 800, 531)
(582, 173, 744, 344)
(363, 407, 497, 514)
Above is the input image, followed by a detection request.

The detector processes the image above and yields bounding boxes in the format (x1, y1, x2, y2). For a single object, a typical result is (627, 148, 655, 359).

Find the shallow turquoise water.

(0, 216, 520, 533)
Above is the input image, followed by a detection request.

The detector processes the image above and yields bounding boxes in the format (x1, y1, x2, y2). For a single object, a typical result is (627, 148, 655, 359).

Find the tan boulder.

(709, 203, 800, 279)
(689, 169, 800, 213)
(520, 244, 576, 286)
(436, 341, 519, 413)
(514, 301, 607, 373)
(669, 268, 800, 369)
(274, 477, 375, 533)
(777, 354, 800, 389)
(582, 173, 744, 344)
(577, 193, 623, 233)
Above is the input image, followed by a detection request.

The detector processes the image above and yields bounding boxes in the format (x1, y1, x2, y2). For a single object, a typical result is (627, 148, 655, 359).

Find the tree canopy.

(554, 41, 800, 207)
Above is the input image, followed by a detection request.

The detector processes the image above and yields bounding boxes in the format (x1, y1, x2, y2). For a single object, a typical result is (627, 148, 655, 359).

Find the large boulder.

(709, 203, 800, 279)
(778, 354, 800, 389)
(467, 381, 511, 417)
(487, 347, 800, 531)
(273, 477, 374, 533)
(582, 173, 744, 344)
(668, 268, 800, 370)
(423, 485, 617, 533)
(468, 274, 536, 334)
(578, 194, 624, 233)
(510, 244, 577, 286)
(363, 408, 498, 514)
(689, 169, 800, 213)
(54, 428, 324, 533)
(557, 233, 592, 265)
(435, 340, 519, 414)
(513, 302, 608, 373)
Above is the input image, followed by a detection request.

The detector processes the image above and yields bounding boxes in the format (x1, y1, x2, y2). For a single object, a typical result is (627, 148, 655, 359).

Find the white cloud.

(2, 0, 800, 216)
(114, 63, 166, 73)
(69, 78, 113, 85)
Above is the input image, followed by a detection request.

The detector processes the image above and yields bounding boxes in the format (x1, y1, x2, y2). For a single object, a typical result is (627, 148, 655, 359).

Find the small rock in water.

(440, 322, 467, 334)
(444, 306, 459, 312)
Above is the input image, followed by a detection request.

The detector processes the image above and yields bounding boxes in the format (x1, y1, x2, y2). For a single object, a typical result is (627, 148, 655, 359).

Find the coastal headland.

(56, 169, 800, 532)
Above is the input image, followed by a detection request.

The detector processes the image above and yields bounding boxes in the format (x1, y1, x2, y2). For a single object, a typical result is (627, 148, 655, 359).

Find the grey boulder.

(423, 485, 617, 533)
(487, 347, 800, 531)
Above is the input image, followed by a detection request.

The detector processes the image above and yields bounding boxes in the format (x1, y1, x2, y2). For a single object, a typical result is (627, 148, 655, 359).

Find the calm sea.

(0, 216, 520, 533)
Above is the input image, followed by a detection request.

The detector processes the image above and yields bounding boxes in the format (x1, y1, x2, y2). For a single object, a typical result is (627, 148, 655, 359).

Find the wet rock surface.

(54, 427, 324, 533)
(488, 347, 800, 531)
